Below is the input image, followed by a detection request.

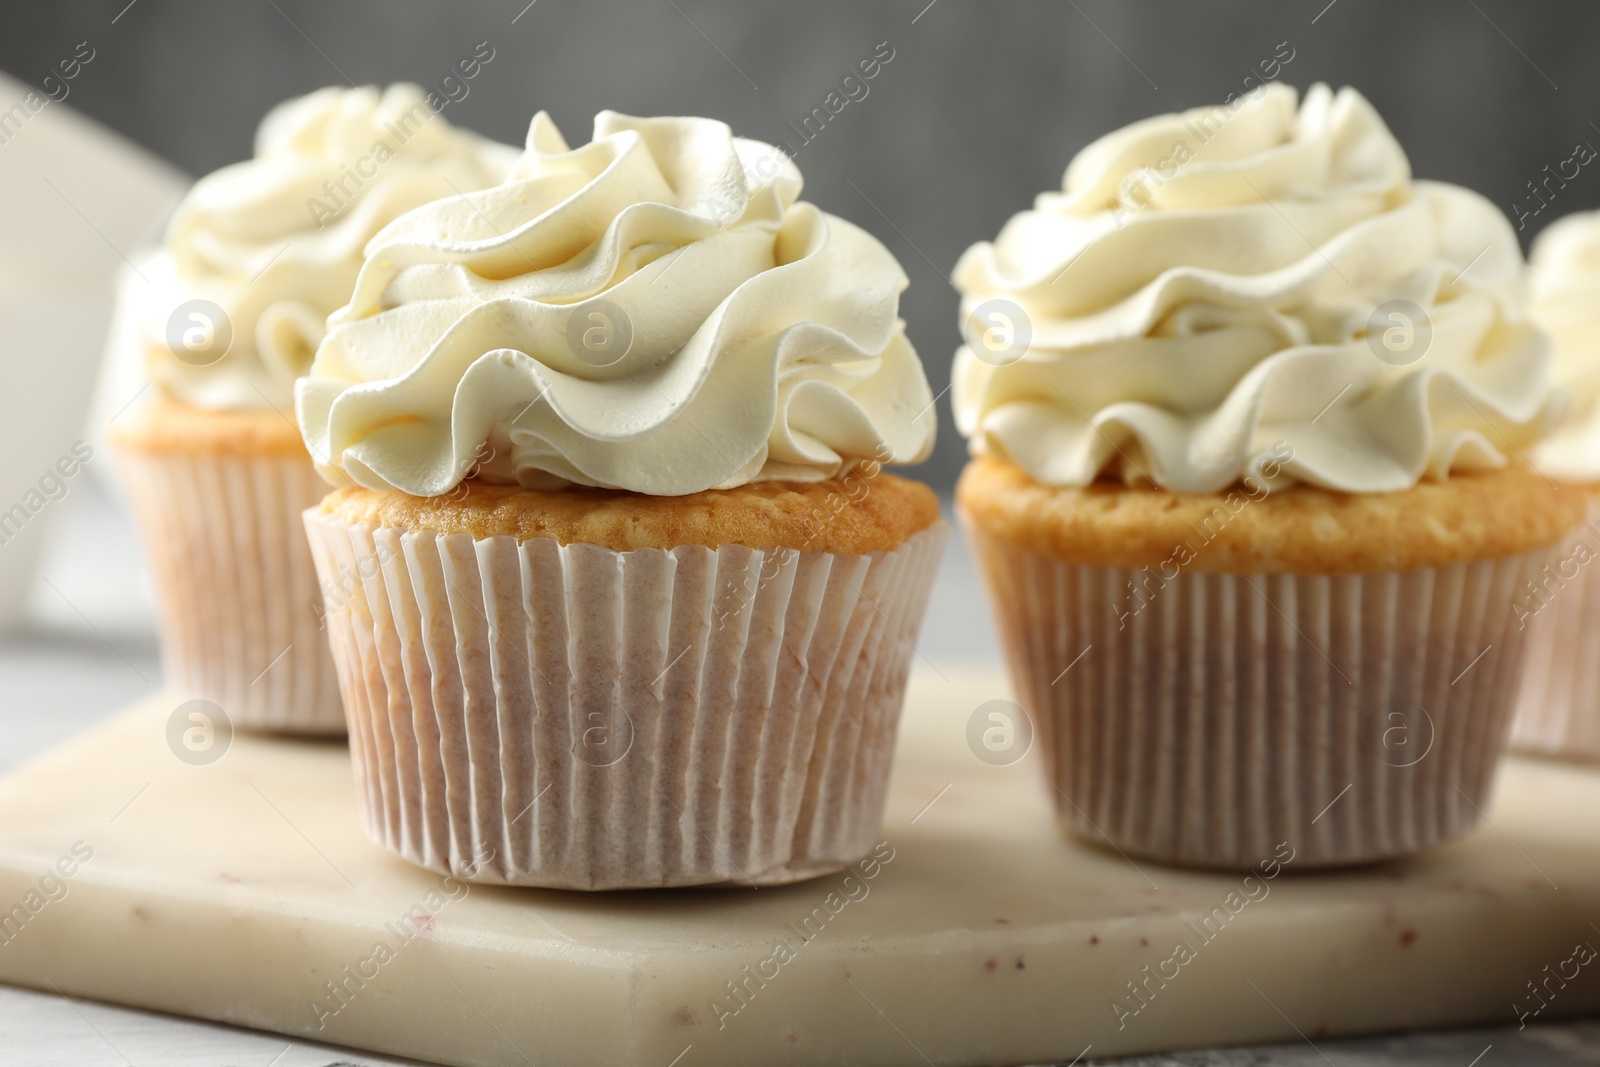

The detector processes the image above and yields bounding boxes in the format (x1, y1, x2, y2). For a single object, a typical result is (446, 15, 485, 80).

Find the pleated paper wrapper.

(1512, 508, 1600, 761)
(963, 511, 1556, 869)
(116, 448, 345, 734)
(304, 508, 947, 890)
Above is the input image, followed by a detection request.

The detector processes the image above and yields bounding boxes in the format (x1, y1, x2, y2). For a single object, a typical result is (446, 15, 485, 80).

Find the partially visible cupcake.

(953, 84, 1584, 868)
(1513, 211, 1600, 761)
(111, 85, 516, 734)
(297, 111, 944, 888)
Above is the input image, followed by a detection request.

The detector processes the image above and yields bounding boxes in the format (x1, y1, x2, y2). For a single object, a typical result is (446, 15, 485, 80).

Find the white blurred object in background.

(0, 70, 187, 630)
(92, 252, 164, 503)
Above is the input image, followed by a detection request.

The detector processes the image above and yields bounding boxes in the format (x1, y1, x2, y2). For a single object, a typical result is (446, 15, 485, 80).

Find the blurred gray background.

(4, 0, 1599, 490)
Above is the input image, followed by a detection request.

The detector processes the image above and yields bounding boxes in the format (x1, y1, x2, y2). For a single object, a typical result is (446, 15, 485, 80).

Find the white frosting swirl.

(952, 83, 1561, 493)
(1531, 211, 1600, 482)
(148, 84, 516, 410)
(296, 111, 935, 497)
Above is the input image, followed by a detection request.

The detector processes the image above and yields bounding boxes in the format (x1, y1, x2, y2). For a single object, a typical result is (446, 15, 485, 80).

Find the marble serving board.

(0, 668, 1598, 1067)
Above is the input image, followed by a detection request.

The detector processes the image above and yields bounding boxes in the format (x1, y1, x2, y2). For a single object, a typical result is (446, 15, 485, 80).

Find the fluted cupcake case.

(964, 513, 1557, 869)
(304, 508, 947, 889)
(116, 449, 344, 734)
(1512, 507, 1600, 762)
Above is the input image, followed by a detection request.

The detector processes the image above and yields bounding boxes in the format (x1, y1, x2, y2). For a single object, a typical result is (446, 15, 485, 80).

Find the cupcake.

(110, 85, 515, 734)
(1513, 211, 1600, 761)
(297, 111, 944, 889)
(952, 83, 1585, 868)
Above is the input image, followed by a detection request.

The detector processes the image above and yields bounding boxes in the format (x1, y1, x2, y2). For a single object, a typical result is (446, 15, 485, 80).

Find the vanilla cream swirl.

(953, 83, 1561, 493)
(148, 84, 516, 410)
(1530, 211, 1600, 482)
(296, 111, 935, 496)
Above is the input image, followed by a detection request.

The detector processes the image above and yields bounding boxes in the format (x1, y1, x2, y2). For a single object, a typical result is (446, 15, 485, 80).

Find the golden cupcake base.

(1512, 498, 1600, 762)
(112, 399, 344, 735)
(305, 502, 947, 888)
(965, 512, 1555, 868)
(958, 456, 1586, 868)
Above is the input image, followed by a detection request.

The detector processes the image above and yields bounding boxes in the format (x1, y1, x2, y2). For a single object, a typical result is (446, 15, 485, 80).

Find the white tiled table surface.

(1, 484, 1596, 1067)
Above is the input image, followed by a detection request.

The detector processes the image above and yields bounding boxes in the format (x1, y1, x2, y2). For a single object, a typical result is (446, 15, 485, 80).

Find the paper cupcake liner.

(303, 508, 947, 889)
(1512, 508, 1600, 761)
(963, 510, 1556, 869)
(116, 448, 344, 734)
